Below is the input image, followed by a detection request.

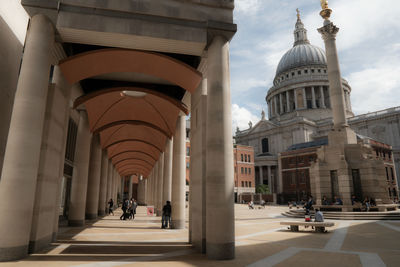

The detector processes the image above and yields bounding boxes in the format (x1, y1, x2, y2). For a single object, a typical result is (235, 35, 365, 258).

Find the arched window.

(262, 138, 269, 153)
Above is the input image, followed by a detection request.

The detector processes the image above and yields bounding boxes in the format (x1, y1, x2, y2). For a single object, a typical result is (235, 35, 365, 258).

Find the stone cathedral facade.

(235, 14, 400, 205)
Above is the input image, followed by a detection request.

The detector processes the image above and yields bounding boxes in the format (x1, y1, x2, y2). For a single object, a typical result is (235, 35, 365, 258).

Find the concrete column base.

(52, 232, 57, 242)
(0, 245, 28, 262)
(98, 210, 105, 216)
(85, 213, 98, 220)
(206, 242, 235, 260)
(193, 239, 207, 254)
(28, 233, 52, 253)
(171, 219, 185, 229)
(68, 220, 85, 227)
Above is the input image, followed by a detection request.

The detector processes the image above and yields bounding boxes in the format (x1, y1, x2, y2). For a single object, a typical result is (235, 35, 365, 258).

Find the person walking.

(120, 198, 128, 220)
(130, 198, 137, 220)
(108, 198, 114, 215)
(161, 201, 172, 229)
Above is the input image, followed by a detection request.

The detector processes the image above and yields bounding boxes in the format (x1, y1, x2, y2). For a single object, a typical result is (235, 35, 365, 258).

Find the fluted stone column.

(320, 86, 326, 108)
(190, 76, 207, 252)
(267, 166, 272, 193)
(163, 139, 173, 206)
(302, 88, 307, 109)
(85, 135, 102, 220)
(30, 66, 71, 253)
(286, 92, 290, 112)
(318, 20, 356, 144)
(279, 94, 283, 114)
(156, 153, 165, 216)
(171, 115, 186, 229)
(98, 151, 109, 216)
(274, 95, 278, 115)
(311, 87, 317, 108)
(294, 89, 298, 110)
(318, 22, 347, 128)
(68, 112, 92, 226)
(0, 14, 54, 261)
(206, 35, 235, 260)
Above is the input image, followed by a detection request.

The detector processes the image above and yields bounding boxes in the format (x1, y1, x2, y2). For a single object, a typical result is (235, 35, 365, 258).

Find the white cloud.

(234, 0, 261, 15)
(231, 104, 260, 133)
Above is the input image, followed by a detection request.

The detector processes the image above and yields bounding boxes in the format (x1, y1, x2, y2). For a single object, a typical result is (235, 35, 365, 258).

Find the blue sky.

(230, 0, 400, 131)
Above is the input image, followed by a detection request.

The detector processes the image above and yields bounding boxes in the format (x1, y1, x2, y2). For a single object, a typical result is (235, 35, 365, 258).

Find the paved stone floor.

(1, 204, 400, 267)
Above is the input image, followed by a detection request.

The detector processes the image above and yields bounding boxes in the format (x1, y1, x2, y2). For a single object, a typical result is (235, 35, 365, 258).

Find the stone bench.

(280, 221, 335, 233)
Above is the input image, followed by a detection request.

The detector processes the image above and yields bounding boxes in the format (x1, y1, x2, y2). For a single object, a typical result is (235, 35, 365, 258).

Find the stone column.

(30, 65, 71, 253)
(106, 160, 113, 209)
(98, 151, 109, 216)
(206, 36, 235, 260)
(268, 101, 272, 118)
(52, 67, 72, 242)
(259, 166, 264, 185)
(68, 111, 92, 226)
(152, 162, 158, 207)
(311, 87, 317, 108)
(302, 88, 307, 109)
(286, 92, 290, 112)
(85, 135, 102, 220)
(190, 75, 207, 252)
(267, 166, 272, 193)
(318, 22, 348, 128)
(279, 93, 283, 114)
(156, 153, 165, 215)
(163, 138, 173, 204)
(171, 115, 186, 229)
(320, 86, 326, 108)
(143, 178, 148, 205)
(274, 95, 278, 115)
(111, 168, 116, 205)
(294, 89, 298, 110)
(128, 176, 133, 199)
(0, 14, 54, 261)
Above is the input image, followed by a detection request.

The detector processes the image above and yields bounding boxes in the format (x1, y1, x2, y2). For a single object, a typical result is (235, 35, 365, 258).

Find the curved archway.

(59, 48, 202, 93)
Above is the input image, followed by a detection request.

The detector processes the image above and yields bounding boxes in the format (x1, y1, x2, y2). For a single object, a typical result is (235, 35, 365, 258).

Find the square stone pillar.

(85, 135, 102, 220)
(205, 35, 235, 260)
(190, 76, 207, 253)
(98, 151, 109, 216)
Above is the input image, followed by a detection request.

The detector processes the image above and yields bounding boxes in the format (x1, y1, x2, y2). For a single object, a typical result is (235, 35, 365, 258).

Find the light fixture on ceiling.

(121, 90, 147, 98)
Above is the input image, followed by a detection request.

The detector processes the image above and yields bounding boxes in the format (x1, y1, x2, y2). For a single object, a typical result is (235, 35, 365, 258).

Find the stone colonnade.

(0, 14, 235, 262)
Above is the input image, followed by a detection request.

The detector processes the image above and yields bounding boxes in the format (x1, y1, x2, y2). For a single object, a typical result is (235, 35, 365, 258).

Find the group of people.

(106, 198, 172, 229)
(120, 198, 138, 220)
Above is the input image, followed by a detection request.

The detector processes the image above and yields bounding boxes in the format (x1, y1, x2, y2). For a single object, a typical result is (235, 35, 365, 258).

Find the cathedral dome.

(275, 44, 326, 76)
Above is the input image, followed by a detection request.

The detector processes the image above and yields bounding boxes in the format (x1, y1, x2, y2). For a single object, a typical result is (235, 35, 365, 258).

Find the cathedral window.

(241, 167, 244, 174)
(304, 69, 308, 74)
(318, 69, 321, 73)
(297, 70, 301, 75)
(292, 72, 295, 76)
(311, 69, 314, 73)
(324, 70, 327, 73)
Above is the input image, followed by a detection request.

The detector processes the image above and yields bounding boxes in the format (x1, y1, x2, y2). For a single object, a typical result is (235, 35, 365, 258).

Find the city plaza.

(0, 0, 399, 266)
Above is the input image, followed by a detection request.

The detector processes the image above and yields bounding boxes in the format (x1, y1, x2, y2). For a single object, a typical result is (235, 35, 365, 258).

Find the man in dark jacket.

(162, 201, 171, 229)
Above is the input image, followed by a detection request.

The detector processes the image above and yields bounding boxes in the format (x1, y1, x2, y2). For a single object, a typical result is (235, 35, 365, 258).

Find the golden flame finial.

(319, 0, 332, 19)
(296, 8, 300, 20)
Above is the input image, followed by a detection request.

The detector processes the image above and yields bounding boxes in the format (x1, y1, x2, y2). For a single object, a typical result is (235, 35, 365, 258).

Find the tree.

(256, 184, 270, 194)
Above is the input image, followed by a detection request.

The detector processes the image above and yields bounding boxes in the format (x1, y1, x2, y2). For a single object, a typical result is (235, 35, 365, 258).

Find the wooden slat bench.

(280, 221, 335, 233)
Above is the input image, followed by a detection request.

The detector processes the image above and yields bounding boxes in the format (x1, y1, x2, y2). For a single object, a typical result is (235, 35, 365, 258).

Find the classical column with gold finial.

(317, 0, 357, 144)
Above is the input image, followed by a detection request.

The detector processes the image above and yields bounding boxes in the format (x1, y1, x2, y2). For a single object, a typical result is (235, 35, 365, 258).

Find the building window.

(249, 182, 252, 187)
(249, 168, 251, 175)
(245, 181, 248, 187)
(290, 172, 296, 185)
(186, 147, 190, 156)
(286, 74, 289, 78)
(245, 168, 247, 174)
(311, 69, 314, 73)
(186, 162, 190, 169)
(386, 167, 389, 180)
(245, 154, 247, 162)
(241, 181, 244, 187)
(391, 168, 395, 181)
(299, 172, 305, 184)
(292, 72, 295, 76)
(262, 138, 269, 153)
(298, 70, 301, 75)
(241, 154, 243, 162)
(324, 70, 327, 73)
(241, 167, 244, 174)
(248, 155, 251, 162)
(304, 69, 308, 74)
(318, 69, 321, 73)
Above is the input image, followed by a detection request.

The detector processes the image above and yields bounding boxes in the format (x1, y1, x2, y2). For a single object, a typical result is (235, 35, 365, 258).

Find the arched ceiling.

(59, 48, 202, 177)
